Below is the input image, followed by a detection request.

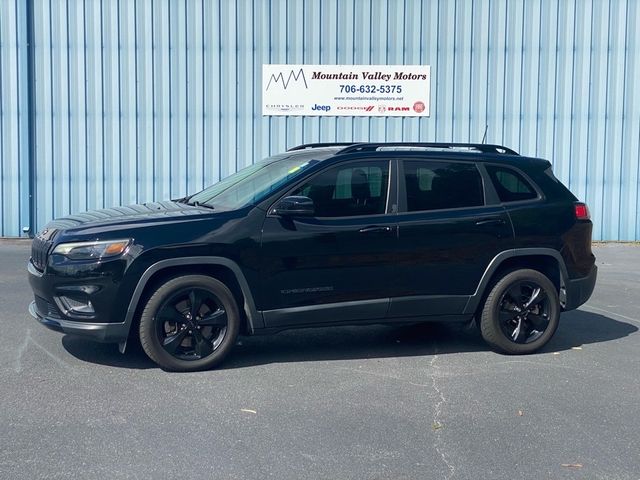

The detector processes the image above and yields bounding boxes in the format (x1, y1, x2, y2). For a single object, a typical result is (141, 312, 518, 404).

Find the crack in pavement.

(338, 352, 456, 478)
(430, 345, 455, 479)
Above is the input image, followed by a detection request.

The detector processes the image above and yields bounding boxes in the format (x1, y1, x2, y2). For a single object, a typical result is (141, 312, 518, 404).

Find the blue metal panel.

(0, 0, 29, 236)
(0, 0, 639, 239)
(621, 0, 640, 241)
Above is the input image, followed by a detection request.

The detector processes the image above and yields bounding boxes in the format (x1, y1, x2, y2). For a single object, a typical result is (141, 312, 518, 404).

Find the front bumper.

(564, 264, 598, 311)
(28, 301, 129, 343)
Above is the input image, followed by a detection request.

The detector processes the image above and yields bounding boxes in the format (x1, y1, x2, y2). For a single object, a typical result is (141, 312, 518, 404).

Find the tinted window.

(293, 161, 390, 217)
(187, 155, 320, 210)
(403, 161, 484, 212)
(487, 166, 537, 202)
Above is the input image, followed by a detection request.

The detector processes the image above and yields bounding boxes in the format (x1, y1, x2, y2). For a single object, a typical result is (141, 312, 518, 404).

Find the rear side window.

(486, 165, 537, 202)
(403, 160, 484, 212)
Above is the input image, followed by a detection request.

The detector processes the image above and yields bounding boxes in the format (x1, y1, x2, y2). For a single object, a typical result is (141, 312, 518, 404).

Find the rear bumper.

(564, 264, 597, 311)
(28, 301, 129, 343)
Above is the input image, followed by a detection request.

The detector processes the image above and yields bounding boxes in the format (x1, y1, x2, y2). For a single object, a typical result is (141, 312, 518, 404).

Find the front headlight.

(52, 239, 131, 260)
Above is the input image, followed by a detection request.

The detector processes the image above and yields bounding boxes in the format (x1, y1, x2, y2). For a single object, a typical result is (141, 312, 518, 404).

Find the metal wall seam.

(0, 0, 27, 236)
(19, 0, 30, 236)
(0, 3, 5, 236)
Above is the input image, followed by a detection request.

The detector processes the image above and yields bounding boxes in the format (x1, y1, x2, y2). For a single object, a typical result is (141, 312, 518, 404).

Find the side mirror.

(271, 196, 315, 217)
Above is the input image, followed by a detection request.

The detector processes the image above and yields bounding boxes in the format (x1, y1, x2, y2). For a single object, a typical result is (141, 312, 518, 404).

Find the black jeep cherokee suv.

(28, 142, 597, 371)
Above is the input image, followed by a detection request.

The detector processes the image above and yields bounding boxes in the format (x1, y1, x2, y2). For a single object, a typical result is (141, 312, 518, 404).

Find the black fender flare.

(463, 248, 569, 314)
(122, 257, 263, 338)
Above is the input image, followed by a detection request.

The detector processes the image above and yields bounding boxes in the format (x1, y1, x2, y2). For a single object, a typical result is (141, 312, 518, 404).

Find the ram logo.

(266, 68, 308, 90)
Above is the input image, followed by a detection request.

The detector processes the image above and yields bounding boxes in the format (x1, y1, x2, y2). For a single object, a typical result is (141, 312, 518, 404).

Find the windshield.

(186, 155, 320, 210)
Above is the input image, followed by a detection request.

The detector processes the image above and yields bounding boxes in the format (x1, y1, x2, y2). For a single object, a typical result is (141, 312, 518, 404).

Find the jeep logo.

(311, 104, 331, 112)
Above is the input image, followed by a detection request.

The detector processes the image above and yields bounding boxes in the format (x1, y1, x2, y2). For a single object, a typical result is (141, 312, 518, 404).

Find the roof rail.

(336, 142, 519, 156)
(287, 142, 358, 151)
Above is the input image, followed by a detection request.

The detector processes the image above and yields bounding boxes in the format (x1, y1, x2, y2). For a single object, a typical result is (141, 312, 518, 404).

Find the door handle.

(359, 225, 393, 234)
(475, 218, 506, 226)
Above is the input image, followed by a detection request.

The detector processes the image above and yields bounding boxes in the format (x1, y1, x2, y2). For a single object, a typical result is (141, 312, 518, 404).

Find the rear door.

(391, 158, 513, 317)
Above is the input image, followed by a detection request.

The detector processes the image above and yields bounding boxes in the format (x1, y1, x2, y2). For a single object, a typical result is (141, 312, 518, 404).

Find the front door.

(258, 159, 398, 328)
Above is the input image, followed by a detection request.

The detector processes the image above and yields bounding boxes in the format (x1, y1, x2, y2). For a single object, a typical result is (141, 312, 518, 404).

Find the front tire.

(139, 275, 240, 371)
(480, 269, 560, 354)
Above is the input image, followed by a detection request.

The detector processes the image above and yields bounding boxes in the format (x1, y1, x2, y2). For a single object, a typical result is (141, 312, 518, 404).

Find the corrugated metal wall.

(0, 0, 29, 237)
(0, 0, 638, 240)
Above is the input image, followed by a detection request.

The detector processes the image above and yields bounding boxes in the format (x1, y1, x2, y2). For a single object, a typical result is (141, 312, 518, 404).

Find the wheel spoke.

(198, 308, 227, 326)
(524, 287, 545, 310)
(189, 290, 205, 318)
(192, 329, 214, 358)
(158, 305, 186, 324)
(162, 328, 189, 354)
(527, 313, 549, 331)
(511, 318, 527, 343)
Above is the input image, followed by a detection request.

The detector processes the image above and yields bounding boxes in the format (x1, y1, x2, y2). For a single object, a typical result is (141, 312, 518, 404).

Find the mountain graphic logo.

(266, 68, 308, 90)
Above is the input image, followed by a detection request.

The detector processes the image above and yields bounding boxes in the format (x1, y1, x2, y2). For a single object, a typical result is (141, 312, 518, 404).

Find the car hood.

(39, 201, 215, 236)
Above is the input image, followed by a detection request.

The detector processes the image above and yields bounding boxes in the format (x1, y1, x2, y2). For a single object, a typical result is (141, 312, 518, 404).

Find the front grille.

(34, 295, 62, 319)
(31, 236, 52, 272)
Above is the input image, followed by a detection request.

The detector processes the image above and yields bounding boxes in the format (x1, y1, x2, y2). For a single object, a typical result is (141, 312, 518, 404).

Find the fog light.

(58, 296, 95, 315)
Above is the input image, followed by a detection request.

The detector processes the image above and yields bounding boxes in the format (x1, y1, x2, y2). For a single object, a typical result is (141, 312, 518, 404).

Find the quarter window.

(403, 161, 484, 212)
(486, 166, 537, 202)
(292, 161, 390, 217)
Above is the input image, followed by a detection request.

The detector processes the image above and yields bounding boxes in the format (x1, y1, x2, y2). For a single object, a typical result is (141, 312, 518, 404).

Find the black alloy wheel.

(139, 275, 240, 371)
(156, 287, 228, 360)
(480, 269, 560, 354)
(497, 281, 551, 344)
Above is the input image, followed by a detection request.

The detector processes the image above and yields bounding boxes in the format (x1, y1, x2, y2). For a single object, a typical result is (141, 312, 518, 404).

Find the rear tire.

(480, 269, 560, 354)
(139, 275, 240, 371)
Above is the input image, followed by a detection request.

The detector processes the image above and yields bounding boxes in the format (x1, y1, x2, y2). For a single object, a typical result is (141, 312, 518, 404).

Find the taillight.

(574, 202, 590, 220)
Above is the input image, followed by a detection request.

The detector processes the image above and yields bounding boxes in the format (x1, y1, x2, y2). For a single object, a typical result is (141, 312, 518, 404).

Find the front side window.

(486, 165, 537, 202)
(403, 160, 484, 212)
(292, 161, 390, 217)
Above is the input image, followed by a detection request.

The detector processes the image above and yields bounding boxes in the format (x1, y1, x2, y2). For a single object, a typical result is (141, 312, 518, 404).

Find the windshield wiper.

(187, 200, 215, 210)
(173, 194, 194, 204)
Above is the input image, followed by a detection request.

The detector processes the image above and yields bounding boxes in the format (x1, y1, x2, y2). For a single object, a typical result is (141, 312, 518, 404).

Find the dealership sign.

(262, 65, 430, 117)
